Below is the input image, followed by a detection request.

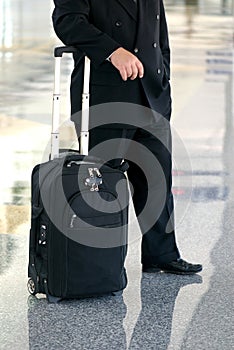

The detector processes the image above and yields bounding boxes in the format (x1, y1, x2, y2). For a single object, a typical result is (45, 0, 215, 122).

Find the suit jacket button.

(153, 43, 157, 48)
(134, 48, 139, 53)
(156, 14, 160, 20)
(157, 68, 161, 74)
(115, 21, 122, 27)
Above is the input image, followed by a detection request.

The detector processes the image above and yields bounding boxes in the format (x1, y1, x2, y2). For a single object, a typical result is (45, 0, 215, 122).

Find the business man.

(52, 0, 202, 274)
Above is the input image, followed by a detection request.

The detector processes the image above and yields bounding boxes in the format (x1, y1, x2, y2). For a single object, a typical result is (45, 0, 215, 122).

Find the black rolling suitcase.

(27, 46, 128, 302)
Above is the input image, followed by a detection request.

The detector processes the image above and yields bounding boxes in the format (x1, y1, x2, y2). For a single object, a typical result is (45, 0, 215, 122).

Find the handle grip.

(54, 46, 79, 57)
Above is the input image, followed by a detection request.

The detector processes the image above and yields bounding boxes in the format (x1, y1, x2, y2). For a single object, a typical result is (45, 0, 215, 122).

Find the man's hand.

(109, 47, 144, 81)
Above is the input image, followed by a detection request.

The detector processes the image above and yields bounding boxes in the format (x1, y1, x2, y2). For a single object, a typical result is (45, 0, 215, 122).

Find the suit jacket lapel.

(116, 0, 138, 21)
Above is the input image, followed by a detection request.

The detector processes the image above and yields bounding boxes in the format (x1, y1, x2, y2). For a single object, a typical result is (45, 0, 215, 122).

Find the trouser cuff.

(142, 251, 180, 266)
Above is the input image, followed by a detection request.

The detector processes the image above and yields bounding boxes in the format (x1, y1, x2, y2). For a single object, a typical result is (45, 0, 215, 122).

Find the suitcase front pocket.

(66, 189, 125, 229)
(62, 190, 128, 297)
(64, 190, 127, 248)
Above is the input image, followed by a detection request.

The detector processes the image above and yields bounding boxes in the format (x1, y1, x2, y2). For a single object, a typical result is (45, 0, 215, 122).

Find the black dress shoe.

(142, 258, 202, 275)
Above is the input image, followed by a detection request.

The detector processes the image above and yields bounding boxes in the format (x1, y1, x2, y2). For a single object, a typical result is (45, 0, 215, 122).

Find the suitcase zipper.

(66, 161, 96, 167)
(69, 214, 122, 229)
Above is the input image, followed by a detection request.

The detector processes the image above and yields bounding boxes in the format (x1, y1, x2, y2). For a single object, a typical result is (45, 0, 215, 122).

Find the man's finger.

(136, 60, 144, 78)
(126, 65, 133, 78)
(120, 68, 128, 81)
(130, 64, 138, 80)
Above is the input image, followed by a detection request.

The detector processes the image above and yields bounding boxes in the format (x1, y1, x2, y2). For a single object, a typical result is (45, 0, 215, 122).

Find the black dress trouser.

(74, 80, 180, 265)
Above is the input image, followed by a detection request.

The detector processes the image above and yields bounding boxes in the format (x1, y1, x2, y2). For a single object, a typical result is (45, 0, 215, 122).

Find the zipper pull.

(85, 167, 102, 191)
(94, 168, 102, 178)
(70, 214, 77, 228)
(88, 167, 94, 177)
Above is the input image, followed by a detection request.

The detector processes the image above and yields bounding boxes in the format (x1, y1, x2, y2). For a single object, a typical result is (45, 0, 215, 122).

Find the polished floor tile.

(0, 1, 233, 349)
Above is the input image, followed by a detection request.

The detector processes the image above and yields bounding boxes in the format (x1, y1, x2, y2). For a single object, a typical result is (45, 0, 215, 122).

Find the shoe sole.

(143, 268, 202, 275)
(142, 268, 161, 273)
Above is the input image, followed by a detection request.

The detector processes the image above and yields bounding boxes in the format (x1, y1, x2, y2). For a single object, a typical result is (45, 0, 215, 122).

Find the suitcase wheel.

(27, 295, 39, 308)
(27, 278, 38, 295)
(111, 290, 123, 297)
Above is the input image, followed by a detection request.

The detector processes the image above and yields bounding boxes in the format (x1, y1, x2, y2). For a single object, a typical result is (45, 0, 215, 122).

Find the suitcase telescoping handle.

(51, 46, 90, 160)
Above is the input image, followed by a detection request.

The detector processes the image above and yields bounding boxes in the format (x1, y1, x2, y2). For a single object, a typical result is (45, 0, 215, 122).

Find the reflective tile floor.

(0, 0, 233, 349)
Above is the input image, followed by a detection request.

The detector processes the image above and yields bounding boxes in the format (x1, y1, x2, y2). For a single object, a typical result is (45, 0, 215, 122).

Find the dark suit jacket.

(52, 0, 172, 122)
